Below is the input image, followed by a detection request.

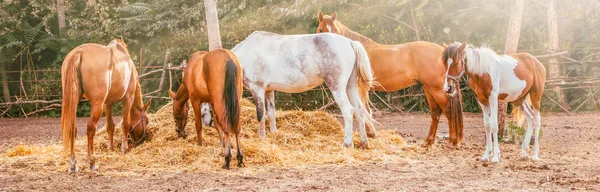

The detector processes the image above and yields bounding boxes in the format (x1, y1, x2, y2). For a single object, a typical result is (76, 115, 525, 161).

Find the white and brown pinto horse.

(232, 31, 376, 148)
(442, 42, 546, 162)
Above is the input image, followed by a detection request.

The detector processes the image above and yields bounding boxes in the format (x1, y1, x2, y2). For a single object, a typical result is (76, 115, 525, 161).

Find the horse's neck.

(174, 85, 190, 103)
(132, 84, 145, 111)
(335, 21, 378, 47)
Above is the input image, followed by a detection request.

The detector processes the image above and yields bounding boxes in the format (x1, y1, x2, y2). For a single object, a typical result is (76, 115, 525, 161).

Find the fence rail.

(1, 47, 600, 118)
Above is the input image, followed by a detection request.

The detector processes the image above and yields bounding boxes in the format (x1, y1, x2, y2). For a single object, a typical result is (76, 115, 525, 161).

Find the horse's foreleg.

(265, 91, 277, 133)
(120, 97, 133, 154)
(488, 95, 501, 163)
(250, 88, 267, 138)
(423, 90, 442, 147)
(190, 100, 204, 146)
(86, 103, 103, 171)
(478, 101, 492, 161)
(104, 104, 115, 151)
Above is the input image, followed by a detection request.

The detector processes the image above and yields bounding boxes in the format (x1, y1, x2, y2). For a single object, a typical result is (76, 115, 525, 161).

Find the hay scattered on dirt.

(0, 98, 406, 175)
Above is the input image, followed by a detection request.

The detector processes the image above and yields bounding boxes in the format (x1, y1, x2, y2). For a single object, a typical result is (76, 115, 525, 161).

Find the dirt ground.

(1, 112, 599, 191)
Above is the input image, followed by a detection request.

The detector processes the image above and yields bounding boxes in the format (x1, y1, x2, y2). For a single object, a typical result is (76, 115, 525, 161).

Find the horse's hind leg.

(87, 103, 103, 171)
(327, 79, 354, 148)
(222, 131, 232, 169)
(347, 80, 369, 149)
(235, 132, 244, 167)
(265, 90, 277, 133)
(104, 104, 115, 151)
(519, 102, 535, 158)
(423, 89, 442, 147)
(532, 109, 541, 161)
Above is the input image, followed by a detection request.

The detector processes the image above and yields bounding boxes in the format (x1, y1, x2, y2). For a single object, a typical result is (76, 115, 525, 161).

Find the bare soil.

(1, 112, 599, 191)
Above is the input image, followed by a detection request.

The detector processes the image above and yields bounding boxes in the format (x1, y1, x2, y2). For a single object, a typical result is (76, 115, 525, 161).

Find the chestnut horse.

(169, 49, 244, 169)
(442, 42, 546, 162)
(232, 31, 376, 149)
(61, 39, 152, 173)
(317, 12, 464, 147)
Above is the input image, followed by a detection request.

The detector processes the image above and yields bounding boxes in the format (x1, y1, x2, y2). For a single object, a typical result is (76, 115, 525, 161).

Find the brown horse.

(316, 11, 464, 147)
(169, 49, 244, 169)
(61, 39, 152, 173)
(442, 42, 546, 162)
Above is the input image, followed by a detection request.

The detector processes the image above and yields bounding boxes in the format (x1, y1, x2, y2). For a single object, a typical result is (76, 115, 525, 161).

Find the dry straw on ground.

(1, 98, 406, 175)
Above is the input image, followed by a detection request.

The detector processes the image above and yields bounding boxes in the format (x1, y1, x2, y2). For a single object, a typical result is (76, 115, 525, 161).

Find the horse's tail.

(512, 94, 532, 127)
(61, 50, 82, 154)
(448, 84, 464, 144)
(349, 40, 377, 132)
(223, 58, 241, 133)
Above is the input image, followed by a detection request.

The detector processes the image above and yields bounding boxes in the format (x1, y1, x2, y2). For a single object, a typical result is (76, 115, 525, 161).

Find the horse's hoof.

(68, 166, 78, 174)
(342, 142, 354, 149)
(367, 132, 376, 139)
(238, 162, 245, 168)
(531, 156, 540, 161)
(90, 164, 99, 172)
(269, 127, 277, 133)
(421, 140, 434, 148)
(222, 165, 231, 170)
(491, 157, 500, 163)
(445, 142, 459, 149)
(358, 141, 370, 150)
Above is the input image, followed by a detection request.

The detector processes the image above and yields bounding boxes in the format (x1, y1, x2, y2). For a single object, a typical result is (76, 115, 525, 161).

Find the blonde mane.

(463, 45, 518, 76)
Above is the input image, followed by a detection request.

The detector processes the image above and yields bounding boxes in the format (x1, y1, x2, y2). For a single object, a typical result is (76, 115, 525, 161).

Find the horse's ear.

(331, 11, 337, 21)
(169, 90, 176, 99)
(143, 99, 152, 111)
(458, 41, 467, 52)
(318, 11, 324, 22)
(443, 42, 448, 49)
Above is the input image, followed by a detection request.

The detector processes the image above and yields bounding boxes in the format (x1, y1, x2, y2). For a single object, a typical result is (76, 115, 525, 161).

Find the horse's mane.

(444, 42, 517, 76)
(133, 83, 145, 110)
(333, 20, 377, 46)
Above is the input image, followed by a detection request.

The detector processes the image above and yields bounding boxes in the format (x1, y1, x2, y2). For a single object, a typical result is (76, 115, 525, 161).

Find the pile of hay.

(1, 98, 406, 175)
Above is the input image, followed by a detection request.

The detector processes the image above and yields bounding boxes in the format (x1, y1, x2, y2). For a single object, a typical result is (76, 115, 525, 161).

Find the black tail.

(223, 59, 240, 132)
(449, 85, 464, 144)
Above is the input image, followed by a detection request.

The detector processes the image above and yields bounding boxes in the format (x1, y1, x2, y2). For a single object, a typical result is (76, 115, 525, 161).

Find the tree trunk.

(1, 66, 10, 102)
(500, 0, 524, 139)
(56, 0, 66, 37)
(204, 0, 222, 51)
(547, 0, 570, 111)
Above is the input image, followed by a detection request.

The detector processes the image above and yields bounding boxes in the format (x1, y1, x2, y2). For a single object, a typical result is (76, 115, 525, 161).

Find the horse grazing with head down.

(169, 49, 244, 169)
(442, 42, 546, 162)
(232, 31, 376, 149)
(316, 11, 464, 147)
(61, 39, 152, 173)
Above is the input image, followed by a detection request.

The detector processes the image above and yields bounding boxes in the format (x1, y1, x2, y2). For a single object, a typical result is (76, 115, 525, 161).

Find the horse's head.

(169, 90, 189, 138)
(130, 98, 152, 144)
(442, 42, 468, 97)
(316, 11, 339, 34)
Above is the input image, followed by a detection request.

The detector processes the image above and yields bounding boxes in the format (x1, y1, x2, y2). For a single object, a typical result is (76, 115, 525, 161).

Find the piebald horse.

(316, 11, 464, 147)
(169, 49, 244, 169)
(232, 31, 376, 148)
(61, 39, 152, 173)
(442, 42, 546, 162)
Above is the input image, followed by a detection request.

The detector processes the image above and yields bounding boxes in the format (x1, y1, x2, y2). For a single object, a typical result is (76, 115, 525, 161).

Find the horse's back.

(233, 31, 356, 92)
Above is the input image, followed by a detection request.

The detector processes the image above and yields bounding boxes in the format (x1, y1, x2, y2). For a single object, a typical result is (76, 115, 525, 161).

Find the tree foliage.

(1, 0, 600, 117)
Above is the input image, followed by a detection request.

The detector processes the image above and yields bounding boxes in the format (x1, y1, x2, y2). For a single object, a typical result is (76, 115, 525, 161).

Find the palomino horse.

(232, 31, 376, 148)
(316, 11, 464, 147)
(61, 39, 152, 173)
(169, 49, 244, 169)
(442, 42, 546, 162)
